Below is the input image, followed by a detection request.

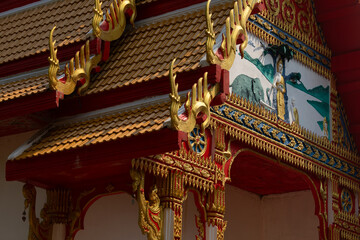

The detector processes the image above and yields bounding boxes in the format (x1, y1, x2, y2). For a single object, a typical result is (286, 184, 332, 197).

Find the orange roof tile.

(85, 2, 230, 95)
(0, 74, 48, 103)
(0, 0, 111, 65)
(14, 101, 170, 160)
(0, 2, 231, 104)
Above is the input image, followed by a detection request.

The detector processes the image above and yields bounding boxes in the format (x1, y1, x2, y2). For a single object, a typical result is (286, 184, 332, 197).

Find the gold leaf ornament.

(92, 0, 137, 41)
(206, 0, 261, 70)
(169, 59, 213, 133)
(48, 27, 102, 95)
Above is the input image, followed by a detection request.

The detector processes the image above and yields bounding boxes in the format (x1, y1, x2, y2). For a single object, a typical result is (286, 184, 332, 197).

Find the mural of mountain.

(307, 100, 330, 136)
(287, 81, 329, 104)
(243, 51, 274, 83)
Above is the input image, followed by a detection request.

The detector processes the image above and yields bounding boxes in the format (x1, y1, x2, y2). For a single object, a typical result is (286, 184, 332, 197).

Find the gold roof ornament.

(169, 59, 216, 133)
(92, 0, 137, 41)
(48, 0, 137, 96)
(48, 26, 102, 95)
(206, 0, 261, 70)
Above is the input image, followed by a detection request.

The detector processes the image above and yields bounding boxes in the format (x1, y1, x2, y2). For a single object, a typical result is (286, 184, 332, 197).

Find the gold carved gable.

(261, 0, 326, 49)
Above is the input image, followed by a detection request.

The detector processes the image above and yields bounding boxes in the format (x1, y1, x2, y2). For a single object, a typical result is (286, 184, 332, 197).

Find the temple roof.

(0, 0, 111, 65)
(0, 74, 47, 103)
(11, 100, 170, 161)
(0, 1, 229, 103)
(86, 3, 229, 95)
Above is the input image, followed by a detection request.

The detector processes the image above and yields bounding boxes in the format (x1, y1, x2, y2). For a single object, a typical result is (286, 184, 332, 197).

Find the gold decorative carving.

(206, 187, 227, 240)
(48, 27, 102, 95)
(92, 0, 136, 41)
(211, 95, 360, 192)
(46, 188, 71, 224)
(281, 0, 296, 28)
(131, 170, 162, 240)
(246, 16, 332, 79)
(23, 184, 51, 240)
(169, 59, 214, 133)
(206, 0, 261, 70)
(67, 188, 96, 240)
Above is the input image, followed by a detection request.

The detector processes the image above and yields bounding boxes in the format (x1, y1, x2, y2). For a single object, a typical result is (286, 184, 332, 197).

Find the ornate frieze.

(210, 95, 360, 191)
(246, 15, 332, 80)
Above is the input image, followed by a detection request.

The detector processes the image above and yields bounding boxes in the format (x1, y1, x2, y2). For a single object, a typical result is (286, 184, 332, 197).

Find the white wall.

(0, 131, 46, 240)
(261, 191, 319, 240)
(225, 185, 319, 240)
(75, 193, 146, 240)
(182, 191, 200, 240)
(225, 185, 262, 240)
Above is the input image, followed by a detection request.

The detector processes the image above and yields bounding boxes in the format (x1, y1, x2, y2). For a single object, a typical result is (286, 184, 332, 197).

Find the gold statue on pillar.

(274, 59, 286, 120)
(130, 170, 162, 240)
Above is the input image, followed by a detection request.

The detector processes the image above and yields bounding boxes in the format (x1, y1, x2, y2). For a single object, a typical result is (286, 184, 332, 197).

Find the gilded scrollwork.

(48, 27, 102, 95)
(206, 0, 261, 70)
(169, 59, 214, 133)
(92, 0, 136, 41)
(281, 0, 296, 28)
(23, 184, 51, 240)
(265, 0, 280, 17)
(130, 170, 162, 240)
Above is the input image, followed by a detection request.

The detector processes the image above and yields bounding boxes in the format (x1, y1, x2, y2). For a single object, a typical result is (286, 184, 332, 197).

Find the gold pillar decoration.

(131, 170, 162, 240)
(169, 59, 215, 133)
(46, 188, 71, 225)
(206, 186, 227, 240)
(157, 171, 185, 240)
(48, 27, 102, 95)
(206, 0, 261, 70)
(23, 184, 51, 240)
(92, 0, 137, 41)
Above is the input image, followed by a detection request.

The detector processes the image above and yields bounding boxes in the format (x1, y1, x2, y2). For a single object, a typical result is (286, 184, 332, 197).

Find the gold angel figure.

(130, 170, 162, 240)
(206, 0, 261, 70)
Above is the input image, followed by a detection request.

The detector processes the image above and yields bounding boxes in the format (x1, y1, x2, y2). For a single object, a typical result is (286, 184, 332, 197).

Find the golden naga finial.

(92, 0, 137, 41)
(48, 26, 60, 91)
(206, 0, 261, 70)
(169, 59, 213, 133)
(130, 170, 162, 240)
(48, 27, 102, 95)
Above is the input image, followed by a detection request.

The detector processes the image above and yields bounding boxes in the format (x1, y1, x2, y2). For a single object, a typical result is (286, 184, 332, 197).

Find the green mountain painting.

(307, 100, 330, 136)
(288, 81, 329, 104)
(243, 51, 274, 83)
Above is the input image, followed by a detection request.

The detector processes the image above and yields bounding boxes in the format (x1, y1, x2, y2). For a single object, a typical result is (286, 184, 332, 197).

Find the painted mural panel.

(229, 33, 330, 138)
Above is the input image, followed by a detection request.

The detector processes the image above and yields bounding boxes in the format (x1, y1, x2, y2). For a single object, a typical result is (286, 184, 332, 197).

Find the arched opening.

(74, 193, 146, 240)
(225, 149, 320, 240)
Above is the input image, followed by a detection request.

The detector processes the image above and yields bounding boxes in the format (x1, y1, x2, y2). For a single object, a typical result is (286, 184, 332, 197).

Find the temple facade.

(0, 0, 359, 239)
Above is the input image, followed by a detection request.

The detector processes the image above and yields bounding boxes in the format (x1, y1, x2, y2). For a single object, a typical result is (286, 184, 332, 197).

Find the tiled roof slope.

(0, 74, 48, 103)
(136, 0, 160, 5)
(0, 0, 110, 65)
(85, 2, 230, 95)
(13, 101, 170, 160)
(0, 2, 230, 103)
